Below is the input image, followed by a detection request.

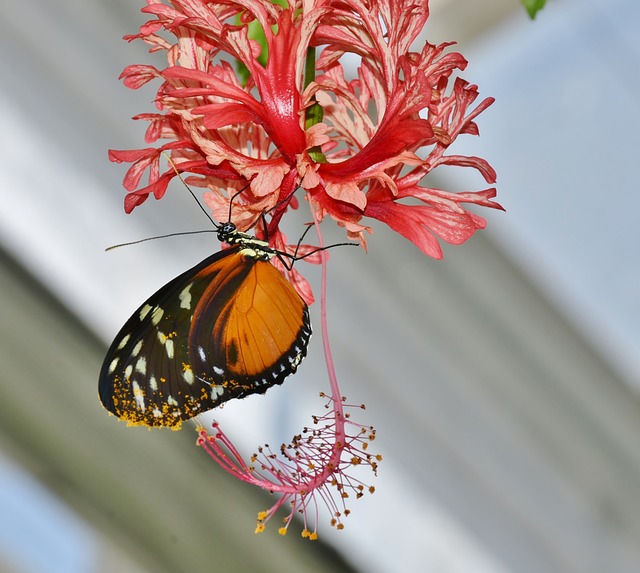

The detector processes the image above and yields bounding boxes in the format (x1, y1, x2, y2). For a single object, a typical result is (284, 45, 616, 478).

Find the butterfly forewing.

(99, 244, 311, 429)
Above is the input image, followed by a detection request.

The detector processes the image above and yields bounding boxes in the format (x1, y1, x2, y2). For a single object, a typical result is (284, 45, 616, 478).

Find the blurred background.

(1, 0, 639, 572)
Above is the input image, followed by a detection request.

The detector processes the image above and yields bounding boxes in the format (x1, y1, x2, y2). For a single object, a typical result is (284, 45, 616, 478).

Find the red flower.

(111, 0, 501, 264)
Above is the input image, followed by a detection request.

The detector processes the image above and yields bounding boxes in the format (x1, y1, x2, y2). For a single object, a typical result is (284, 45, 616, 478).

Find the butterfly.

(98, 221, 311, 429)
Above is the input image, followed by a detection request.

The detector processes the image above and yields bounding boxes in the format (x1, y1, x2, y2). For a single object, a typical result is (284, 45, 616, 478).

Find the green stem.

(303, 47, 326, 163)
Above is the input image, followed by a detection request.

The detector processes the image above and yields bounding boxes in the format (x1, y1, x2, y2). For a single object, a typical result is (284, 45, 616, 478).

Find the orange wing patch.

(188, 249, 311, 394)
(222, 260, 308, 378)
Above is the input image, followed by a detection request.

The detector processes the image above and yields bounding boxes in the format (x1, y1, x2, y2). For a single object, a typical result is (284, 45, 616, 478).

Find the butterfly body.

(99, 226, 311, 429)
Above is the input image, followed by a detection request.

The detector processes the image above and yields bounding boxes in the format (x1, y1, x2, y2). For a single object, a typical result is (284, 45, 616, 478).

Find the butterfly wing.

(99, 246, 310, 429)
(189, 254, 311, 396)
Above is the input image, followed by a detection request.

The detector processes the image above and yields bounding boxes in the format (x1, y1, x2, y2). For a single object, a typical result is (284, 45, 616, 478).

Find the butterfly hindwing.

(189, 256, 311, 395)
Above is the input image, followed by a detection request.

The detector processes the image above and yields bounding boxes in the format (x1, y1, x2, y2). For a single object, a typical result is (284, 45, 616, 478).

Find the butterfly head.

(216, 221, 237, 243)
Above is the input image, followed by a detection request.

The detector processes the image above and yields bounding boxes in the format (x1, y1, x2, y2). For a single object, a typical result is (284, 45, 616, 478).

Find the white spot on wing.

(132, 381, 145, 410)
(183, 367, 194, 385)
(179, 284, 193, 310)
(131, 340, 143, 357)
(210, 385, 224, 399)
(124, 365, 133, 380)
(151, 306, 164, 325)
(117, 334, 131, 350)
(135, 356, 147, 375)
(108, 357, 119, 374)
(167, 395, 178, 406)
(139, 304, 153, 321)
(291, 353, 303, 369)
(157, 330, 174, 359)
(198, 346, 206, 363)
(149, 375, 158, 391)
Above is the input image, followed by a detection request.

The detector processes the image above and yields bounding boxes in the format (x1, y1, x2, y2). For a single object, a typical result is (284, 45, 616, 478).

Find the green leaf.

(521, 0, 547, 19)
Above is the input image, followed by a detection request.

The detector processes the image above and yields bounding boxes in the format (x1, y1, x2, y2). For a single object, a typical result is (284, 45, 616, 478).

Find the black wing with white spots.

(98, 245, 311, 429)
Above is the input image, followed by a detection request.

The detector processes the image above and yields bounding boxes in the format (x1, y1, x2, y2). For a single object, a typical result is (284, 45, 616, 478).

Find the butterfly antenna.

(258, 211, 271, 241)
(227, 187, 247, 223)
(107, 157, 256, 252)
(105, 229, 217, 251)
(162, 152, 218, 228)
(292, 221, 358, 260)
(273, 223, 356, 269)
(255, 185, 303, 242)
(292, 223, 314, 256)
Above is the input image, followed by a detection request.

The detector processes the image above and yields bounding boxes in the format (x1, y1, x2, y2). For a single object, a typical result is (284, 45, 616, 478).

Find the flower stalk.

(197, 201, 380, 537)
